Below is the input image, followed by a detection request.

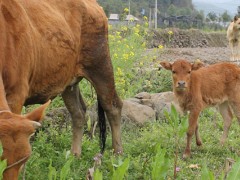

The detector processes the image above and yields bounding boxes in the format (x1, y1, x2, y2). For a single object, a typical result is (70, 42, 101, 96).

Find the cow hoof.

(71, 149, 81, 157)
(114, 150, 123, 156)
(196, 140, 202, 146)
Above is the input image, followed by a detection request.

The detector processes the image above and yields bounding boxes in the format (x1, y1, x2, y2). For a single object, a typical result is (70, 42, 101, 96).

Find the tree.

(207, 12, 217, 22)
(221, 11, 231, 23)
(167, 4, 178, 16)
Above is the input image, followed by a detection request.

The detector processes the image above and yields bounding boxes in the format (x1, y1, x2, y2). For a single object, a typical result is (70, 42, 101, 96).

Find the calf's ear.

(25, 100, 51, 122)
(160, 61, 172, 70)
(192, 60, 204, 70)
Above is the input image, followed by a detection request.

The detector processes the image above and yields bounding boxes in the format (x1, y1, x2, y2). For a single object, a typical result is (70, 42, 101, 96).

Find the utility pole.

(155, 0, 157, 29)
(128, 0, 131, 15)
(149, 7, 152, 28)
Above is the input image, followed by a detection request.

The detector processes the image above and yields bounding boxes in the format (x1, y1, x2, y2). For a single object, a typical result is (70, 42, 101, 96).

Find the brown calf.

(161, 59, 240, 158)
(0, 101, 50, 180)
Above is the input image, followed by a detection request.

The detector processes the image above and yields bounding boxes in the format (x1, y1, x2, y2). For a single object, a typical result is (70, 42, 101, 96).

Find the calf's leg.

(183, 110, 201, 159)
(195, 124, 202, 146)
(62, 83, 86, 156)
(219, 102, 233, 145)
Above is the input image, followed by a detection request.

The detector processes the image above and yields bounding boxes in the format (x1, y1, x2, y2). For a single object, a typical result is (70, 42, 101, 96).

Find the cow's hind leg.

(62, 83, 86, 156)
(88, 71, 123, 154)
(219, 102, 233, 145)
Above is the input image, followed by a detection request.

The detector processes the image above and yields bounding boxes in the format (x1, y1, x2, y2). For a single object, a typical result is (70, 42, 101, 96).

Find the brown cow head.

(0, 101, 50, 180)
(160, 59, 204, 92)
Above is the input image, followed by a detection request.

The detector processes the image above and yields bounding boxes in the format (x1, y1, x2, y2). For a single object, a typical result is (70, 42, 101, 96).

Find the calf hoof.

(182, 153, 191, 159)
(183, 150, 191, 159)
(220, 139, 226, 146)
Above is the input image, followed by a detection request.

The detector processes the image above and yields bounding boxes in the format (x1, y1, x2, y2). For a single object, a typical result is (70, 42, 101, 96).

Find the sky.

(192, 0, 240, 16)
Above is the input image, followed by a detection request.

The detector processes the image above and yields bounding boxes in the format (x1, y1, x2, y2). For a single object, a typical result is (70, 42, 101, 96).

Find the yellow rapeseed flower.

(158, 45, 164, 49)
(143, 16, 148, 21)
(121, 26, 128, 31)
(129, 51, 134, 56)
(117, 67, 123, 76)
(168, 30, 173, 35)
(124, 8, 129, 13)
(123, 54, 129, 60)
(142, 42, 146, 48)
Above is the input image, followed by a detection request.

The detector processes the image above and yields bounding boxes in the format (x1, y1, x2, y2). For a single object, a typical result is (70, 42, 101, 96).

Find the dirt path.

(157, 47, 232, 64)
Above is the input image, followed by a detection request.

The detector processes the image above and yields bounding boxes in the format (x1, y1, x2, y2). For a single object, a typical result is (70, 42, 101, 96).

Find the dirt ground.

(157, 47, 232, 64)
(150, 29, 233, 65)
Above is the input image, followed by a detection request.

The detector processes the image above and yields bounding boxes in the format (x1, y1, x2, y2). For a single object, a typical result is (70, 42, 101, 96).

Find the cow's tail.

(98, 99, 106, 154)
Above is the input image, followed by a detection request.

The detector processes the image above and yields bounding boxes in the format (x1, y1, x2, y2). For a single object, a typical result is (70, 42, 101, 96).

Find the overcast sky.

(192, 0, 240, 16)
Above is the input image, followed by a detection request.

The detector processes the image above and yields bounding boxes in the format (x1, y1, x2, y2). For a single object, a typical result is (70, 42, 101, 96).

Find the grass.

(8, 24, 240, 179)
(22, 107, 240, 179)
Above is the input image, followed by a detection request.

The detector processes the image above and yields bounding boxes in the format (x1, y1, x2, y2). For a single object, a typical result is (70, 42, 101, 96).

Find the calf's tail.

(97, 99, 106, 154)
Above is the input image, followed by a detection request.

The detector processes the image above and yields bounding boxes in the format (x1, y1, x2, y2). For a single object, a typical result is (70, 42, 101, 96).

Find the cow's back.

(2, 0, 108, 105)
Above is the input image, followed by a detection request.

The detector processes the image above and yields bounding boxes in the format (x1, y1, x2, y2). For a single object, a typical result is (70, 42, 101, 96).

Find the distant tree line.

(97, 0, 233, 30)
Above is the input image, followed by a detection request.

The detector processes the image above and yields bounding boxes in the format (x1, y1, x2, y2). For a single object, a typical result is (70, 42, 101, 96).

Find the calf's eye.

(172, 71, 176, 74)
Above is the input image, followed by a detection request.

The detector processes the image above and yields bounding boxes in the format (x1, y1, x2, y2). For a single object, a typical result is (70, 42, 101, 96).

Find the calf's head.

(0, 101, 50, 180)
(160, 59, 204, 92)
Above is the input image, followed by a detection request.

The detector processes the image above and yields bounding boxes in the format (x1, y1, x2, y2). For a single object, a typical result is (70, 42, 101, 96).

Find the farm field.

(13, 25, 240, 179)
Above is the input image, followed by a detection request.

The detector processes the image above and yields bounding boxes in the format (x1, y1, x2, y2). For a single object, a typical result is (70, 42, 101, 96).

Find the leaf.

(170, 104, 178, 125)
(60, 157, 73, 180)
(179, 115, 188, 138)
(112, 158, 130, 180)
(93, 169, 103, 180)
(151, 147, 170, 180)
(226, 158, 240, 180)
(201, 163, 215, 180)
(48, 160, 57, 180)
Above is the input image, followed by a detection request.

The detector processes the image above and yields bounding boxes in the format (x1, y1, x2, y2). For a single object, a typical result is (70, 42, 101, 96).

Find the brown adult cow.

(0, 0, 122, 178)
(161, 59, 239, 158)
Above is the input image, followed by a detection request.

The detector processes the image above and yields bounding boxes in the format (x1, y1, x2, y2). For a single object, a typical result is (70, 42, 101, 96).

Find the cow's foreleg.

(183, 110, 200, 159)
(219, 102, 233, 145)
(6, 82, 29, 113)
(62, 84, 86, 157)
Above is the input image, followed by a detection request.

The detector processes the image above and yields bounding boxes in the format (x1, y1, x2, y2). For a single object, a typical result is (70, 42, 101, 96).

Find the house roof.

(126, 14, 139, 21)
(109, 14, 139, 21)
(109, 14, 119, 20)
